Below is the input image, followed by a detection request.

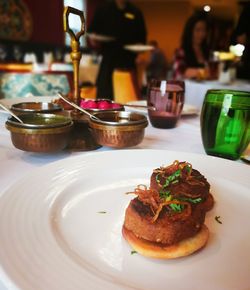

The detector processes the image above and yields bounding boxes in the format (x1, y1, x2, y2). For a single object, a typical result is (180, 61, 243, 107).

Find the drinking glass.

(200, 90, 250, 160)
(147, 79, 185, 129)
(208, 60, 219, 80)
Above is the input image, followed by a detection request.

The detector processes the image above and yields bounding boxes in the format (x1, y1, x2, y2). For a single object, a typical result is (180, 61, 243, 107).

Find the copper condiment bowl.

(5, 113, 73, 153)
(89, 111, 148, 148)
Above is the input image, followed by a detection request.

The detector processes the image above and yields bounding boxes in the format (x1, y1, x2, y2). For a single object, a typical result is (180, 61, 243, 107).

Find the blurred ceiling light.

(229, 44, 245, 57)
(203, 5, 211, 12)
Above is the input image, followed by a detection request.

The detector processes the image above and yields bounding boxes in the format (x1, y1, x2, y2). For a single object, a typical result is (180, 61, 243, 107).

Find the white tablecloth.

(0, 107, 203, 195)
(0, 96, 248, 290)
(185, 79, 250, 109)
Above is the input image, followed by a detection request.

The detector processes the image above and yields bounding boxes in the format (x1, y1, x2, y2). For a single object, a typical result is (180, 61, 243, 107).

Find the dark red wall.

(22, 0, 103, 46)
(86, 0, 103, 28)
(24, 0, 64, 45)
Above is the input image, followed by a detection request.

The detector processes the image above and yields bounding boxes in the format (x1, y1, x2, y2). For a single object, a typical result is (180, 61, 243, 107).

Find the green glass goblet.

(200, 89, 250, 160)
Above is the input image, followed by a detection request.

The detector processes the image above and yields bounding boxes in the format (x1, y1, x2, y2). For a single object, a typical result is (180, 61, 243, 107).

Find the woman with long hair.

(173, 12, 210, 80)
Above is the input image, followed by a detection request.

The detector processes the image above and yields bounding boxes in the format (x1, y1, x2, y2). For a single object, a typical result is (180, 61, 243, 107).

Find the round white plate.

(124, 44, 154, 52)
(125, 100, 199, 116)
(0, 150, 249, 290)
(87, 33, 115, 42)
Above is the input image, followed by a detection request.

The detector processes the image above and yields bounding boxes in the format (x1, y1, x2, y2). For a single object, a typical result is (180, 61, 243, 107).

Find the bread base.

(122, 224, 209, 259)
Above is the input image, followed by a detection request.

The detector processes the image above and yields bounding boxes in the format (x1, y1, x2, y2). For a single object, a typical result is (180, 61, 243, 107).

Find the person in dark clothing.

(88, 0, 147, 99)
(232, 2, 250, 80)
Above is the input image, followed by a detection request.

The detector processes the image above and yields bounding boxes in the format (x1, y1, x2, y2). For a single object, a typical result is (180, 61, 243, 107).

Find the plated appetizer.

(123, 160, 214, 259)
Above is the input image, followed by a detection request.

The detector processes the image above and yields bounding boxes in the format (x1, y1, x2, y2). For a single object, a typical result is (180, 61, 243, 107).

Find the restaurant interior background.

(0, 3, 249, 288)
(0, 0, 242, 60)
(0, 0, 248, 99)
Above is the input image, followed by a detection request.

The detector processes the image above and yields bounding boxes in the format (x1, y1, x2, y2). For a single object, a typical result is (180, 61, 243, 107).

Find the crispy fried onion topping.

(154, 160, 206, 189)
(127, 184, 161, 212)
(153, 160, 192, 179)
(126, 161, 206, 222)
(127, 184, 192, 222)
(152, 200, 191, 222)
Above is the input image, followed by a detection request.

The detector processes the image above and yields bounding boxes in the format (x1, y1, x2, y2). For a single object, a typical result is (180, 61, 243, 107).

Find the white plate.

(0, 150, 249, 290)
(124, 44, 154, 52)
(87, 33, 115, 42)
(125, 100, 199, 116)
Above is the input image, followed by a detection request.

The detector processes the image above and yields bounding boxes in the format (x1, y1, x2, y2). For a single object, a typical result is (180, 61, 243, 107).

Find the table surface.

(0, 96, 249, 290)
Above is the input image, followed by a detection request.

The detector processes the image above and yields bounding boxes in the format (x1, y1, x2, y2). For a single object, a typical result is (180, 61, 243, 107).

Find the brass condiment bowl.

(5, 113, 73, 152)
(11, 102, 63, 115)
(89, 111, 148, 148)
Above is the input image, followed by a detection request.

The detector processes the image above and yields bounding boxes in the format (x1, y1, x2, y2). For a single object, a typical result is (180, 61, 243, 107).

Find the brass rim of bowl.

(11, 102, 62, 113)
(90, 111, 148, 126)
(7, 113, 72, 129)
(90, 122, 148, 131)
(5, 122, 73, 135)
(87, 107, 124, 112)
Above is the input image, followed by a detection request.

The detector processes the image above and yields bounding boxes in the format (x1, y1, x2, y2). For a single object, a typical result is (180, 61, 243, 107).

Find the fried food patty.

(124, 197, 206, 245)
(123, 161, 214, 257)
(150, 169, 210, 200)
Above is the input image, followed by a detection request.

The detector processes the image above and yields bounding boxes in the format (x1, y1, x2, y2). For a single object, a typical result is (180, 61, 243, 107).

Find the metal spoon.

(56, 93, 100, 121)
(0, 103, 24, 123)
(123, 103, 156, 111)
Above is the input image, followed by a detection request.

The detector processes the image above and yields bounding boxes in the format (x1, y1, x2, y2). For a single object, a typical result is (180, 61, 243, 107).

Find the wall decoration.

(0, 0, 33, 41)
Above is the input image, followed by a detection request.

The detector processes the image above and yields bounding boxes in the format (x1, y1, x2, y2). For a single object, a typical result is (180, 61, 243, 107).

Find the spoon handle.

(123, 104, 155, 110)
(56, 93, 99, 120)
(0, 103, 24, 123)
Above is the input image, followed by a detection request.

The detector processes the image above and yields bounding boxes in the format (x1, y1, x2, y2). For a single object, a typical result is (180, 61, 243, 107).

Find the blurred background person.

(136, 39, 168, 97)
(88, 0, 147, 100)
(146, 40, 168, 81)
(232, 2, 250, 80)
(173, 11, 211, 80)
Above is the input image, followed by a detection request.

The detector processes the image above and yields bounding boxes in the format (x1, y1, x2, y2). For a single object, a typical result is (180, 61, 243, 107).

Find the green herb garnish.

(156, 169, 182, 189)
(159, 189, 171, 200)
(179, 197, 202, 204)
(131, 250, 137, 255)
(185, 164, 192, 173)
(97, 211, 107, 214)
(169, 203, 184, 212)
(162, 178, 170, 188)
(215, 216, 222, 224)
(169, 169, 181, 181)
(156, 173, 161, 184)
(171, 180, 179, 184)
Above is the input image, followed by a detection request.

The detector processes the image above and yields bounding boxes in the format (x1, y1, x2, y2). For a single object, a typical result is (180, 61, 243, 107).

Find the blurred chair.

(112, 69, 140, 104)
(80, 85, 97, 100)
